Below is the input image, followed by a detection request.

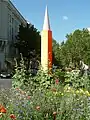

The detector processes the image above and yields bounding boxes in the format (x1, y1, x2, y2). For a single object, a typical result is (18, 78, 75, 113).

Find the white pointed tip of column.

(43, 5, 51, 30)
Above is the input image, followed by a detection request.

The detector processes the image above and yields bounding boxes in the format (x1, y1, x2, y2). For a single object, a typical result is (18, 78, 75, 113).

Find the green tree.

(15, 23, 41, 69)
(60, 28, 90, 68)
(52, 39, 63, 67)
(15, 23, 41, 57)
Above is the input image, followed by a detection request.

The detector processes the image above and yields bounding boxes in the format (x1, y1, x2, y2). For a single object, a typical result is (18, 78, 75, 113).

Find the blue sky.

(11, 0, 90, 43)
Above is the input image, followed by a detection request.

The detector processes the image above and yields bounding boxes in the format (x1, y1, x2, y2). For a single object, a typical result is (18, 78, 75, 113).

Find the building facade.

(0, 0, 27, 69)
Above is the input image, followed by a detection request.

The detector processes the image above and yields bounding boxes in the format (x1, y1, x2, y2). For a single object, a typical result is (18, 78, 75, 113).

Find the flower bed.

(1, 58, 90, 120)
(0, 84, 90, 120)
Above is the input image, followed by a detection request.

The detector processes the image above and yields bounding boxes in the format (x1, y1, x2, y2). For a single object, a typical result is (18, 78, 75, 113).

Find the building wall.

(0, 0, 8, 69)
(0, 0, 8, 41)
(0, 0, 27, 70)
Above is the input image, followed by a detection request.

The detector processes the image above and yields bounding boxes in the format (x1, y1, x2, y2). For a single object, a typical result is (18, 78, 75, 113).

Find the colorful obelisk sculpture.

(41, 6, 52, 71)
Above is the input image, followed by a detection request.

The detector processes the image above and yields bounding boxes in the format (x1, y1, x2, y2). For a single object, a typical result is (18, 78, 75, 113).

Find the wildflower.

(36, 106, 40, 110)
(53, 111, 57, 116)
(1, 107, 6, 113)
(85, 90, 90, 96)
(18, 110, 23, 114)
(61, 93, 64, 96)
(10, 114, 16, 119)
(0, 105, 2, 110)
(55, 79, 59, 84)
(79, 89, 84, 94)
(51, 88, 57, 92)
(76, 90, 79, 94)
(16, 87, 19, 90)
(20, 90, 25, 95)
(67, 87, 71, 90)
(27, 96, 31, 100)
(0, 105, 6, 113)
(53, 112, 57, 120)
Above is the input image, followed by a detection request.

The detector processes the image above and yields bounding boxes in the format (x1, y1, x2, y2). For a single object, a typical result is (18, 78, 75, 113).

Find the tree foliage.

(53, 28, 90, 68)
(14, 23, 90, 69)
(15, 23, 41, 58)
(52, 39, 61, 66)
(14, 23, 41, 70)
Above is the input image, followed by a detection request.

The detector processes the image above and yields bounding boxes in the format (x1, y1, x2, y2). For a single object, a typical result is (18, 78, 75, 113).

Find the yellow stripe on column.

(41, 30, 48, 71)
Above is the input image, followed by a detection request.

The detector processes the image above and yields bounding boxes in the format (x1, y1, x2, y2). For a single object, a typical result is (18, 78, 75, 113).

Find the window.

(0, 41, 6, 52)
(12, 18, 14, 25)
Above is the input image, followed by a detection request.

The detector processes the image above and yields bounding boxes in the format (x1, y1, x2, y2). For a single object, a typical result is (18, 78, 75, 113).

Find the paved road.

(0, 79, 12, 89)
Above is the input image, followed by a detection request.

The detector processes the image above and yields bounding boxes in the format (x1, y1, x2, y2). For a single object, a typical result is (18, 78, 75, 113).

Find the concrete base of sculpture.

(0, 79, 12, 89)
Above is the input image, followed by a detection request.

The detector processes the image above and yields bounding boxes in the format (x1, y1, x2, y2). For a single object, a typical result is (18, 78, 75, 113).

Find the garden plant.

(0, 58, 90, 120)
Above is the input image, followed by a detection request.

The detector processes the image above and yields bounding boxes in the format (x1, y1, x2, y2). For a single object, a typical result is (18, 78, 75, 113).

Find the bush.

(4, 58, 90, 119)
(65, 70, 90, 91)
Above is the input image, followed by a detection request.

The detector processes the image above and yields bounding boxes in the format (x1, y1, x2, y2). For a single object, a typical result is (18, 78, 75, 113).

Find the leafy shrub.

(12, 56, 30, 89)
(10, 57, 90, 119)
(65, 70, 90, 91)
(12, 57, 55, 92)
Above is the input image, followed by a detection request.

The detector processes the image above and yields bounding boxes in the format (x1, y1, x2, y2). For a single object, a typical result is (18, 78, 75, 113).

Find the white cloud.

(63, 16, 68, 20)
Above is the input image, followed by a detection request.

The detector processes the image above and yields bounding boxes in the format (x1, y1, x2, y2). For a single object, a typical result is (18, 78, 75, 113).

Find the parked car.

(0, 72, 12, 78)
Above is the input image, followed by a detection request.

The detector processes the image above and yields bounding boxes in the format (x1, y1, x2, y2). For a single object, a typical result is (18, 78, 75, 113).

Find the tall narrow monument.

(41, 6, 52, 71)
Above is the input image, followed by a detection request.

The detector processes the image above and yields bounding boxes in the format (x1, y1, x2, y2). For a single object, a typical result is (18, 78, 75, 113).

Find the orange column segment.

(48, 31, 52, 69)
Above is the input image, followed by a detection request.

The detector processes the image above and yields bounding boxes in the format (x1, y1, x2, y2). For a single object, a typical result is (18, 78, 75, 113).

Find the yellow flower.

(76, 90, 79, 94)
(61, 93, 64, 96)
(67, 87, 71, 90)
(79, 89, 84, 94)
(85, 91, 90, 96)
